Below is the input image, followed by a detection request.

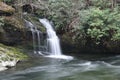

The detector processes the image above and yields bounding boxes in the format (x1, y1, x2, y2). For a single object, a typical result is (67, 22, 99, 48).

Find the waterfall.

(39, 19, 62, 55)
(24, 20, 43, 54)
(24, 19, 73, 60)
(39, 18, 73, 59)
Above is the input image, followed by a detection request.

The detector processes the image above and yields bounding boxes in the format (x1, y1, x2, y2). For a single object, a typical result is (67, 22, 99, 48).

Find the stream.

(0, 53, 120, 80)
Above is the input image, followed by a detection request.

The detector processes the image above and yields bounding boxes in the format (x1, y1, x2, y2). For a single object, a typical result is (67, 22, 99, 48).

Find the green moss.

(0, 43, 28, 61)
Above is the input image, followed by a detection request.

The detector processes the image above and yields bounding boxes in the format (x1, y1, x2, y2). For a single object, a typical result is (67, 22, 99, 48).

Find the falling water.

(39, 19, 62, 55)
(24, 20, 42, 54)
(39, 18, 73, 59)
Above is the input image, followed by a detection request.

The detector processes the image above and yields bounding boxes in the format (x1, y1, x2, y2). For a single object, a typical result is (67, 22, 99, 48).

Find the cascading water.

(39, 18, 73, 59)
(40, 19, 62, 55)
(24, 20, 43, 54)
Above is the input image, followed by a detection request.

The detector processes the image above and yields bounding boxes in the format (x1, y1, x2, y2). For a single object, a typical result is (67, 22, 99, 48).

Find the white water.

(39, 18, 73, 60)
(24, 20, 42, 54)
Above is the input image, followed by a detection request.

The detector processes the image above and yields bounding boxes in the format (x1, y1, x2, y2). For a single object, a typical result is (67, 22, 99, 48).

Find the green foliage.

(87, 28, 105, 41)
(79, 7, 120, 44)
(3, 0, 14, 3)
(0, 17, 4, 27)
(46, 0, 85, 31)
(48, 0, 73, 29)
(35, 0, 120, 45)
(91, 0, 112, 9)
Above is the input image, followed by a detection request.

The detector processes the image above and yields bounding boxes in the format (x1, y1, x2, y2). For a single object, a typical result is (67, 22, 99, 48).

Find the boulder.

(0, 43, 27, 71)
(0, 1, 15, 16)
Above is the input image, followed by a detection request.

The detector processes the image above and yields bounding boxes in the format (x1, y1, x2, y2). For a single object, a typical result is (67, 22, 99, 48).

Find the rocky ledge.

(0, 1, 15, 16)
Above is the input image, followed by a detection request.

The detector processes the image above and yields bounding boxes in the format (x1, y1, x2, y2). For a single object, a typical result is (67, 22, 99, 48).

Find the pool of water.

(0, 54, 120, 80)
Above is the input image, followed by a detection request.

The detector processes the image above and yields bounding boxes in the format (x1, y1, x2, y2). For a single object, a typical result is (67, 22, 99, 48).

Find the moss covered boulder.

(0, 43, 27, 71)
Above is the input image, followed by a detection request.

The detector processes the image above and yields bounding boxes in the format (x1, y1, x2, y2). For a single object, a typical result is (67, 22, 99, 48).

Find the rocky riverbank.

(0, 1, 28, 71)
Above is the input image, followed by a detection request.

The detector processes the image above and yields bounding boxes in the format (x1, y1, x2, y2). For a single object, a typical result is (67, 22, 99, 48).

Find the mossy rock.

(0, 43, 28, 61)
(0, 43, 28, 71)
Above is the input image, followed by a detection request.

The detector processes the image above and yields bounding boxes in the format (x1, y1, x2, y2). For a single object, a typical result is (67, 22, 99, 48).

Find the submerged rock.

(0, 1, 15, 16)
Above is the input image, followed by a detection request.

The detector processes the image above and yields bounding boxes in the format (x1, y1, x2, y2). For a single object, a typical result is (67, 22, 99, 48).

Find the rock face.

(61, 34, 120, 54)
(0, 1, 28, 45)
(0, 1, 28, 71)
(0, 1, 43, 45)
(0, 1, 15, 16)
(0, 16, 26, 45)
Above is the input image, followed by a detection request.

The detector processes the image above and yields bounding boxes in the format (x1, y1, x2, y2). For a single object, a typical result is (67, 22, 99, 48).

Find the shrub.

(0, 17, 4, 27)
(47, 0, 85, 32)
(79, 7, 120, 44)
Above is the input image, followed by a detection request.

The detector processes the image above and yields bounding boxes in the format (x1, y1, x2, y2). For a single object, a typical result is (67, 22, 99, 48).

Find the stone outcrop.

(0, 16, 25, 45)
(0, 1, 38, 46)
(0, 1, 15, 16)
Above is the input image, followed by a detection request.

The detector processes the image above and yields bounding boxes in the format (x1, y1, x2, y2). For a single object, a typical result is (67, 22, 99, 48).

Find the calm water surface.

(0, 54, 120, 80)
